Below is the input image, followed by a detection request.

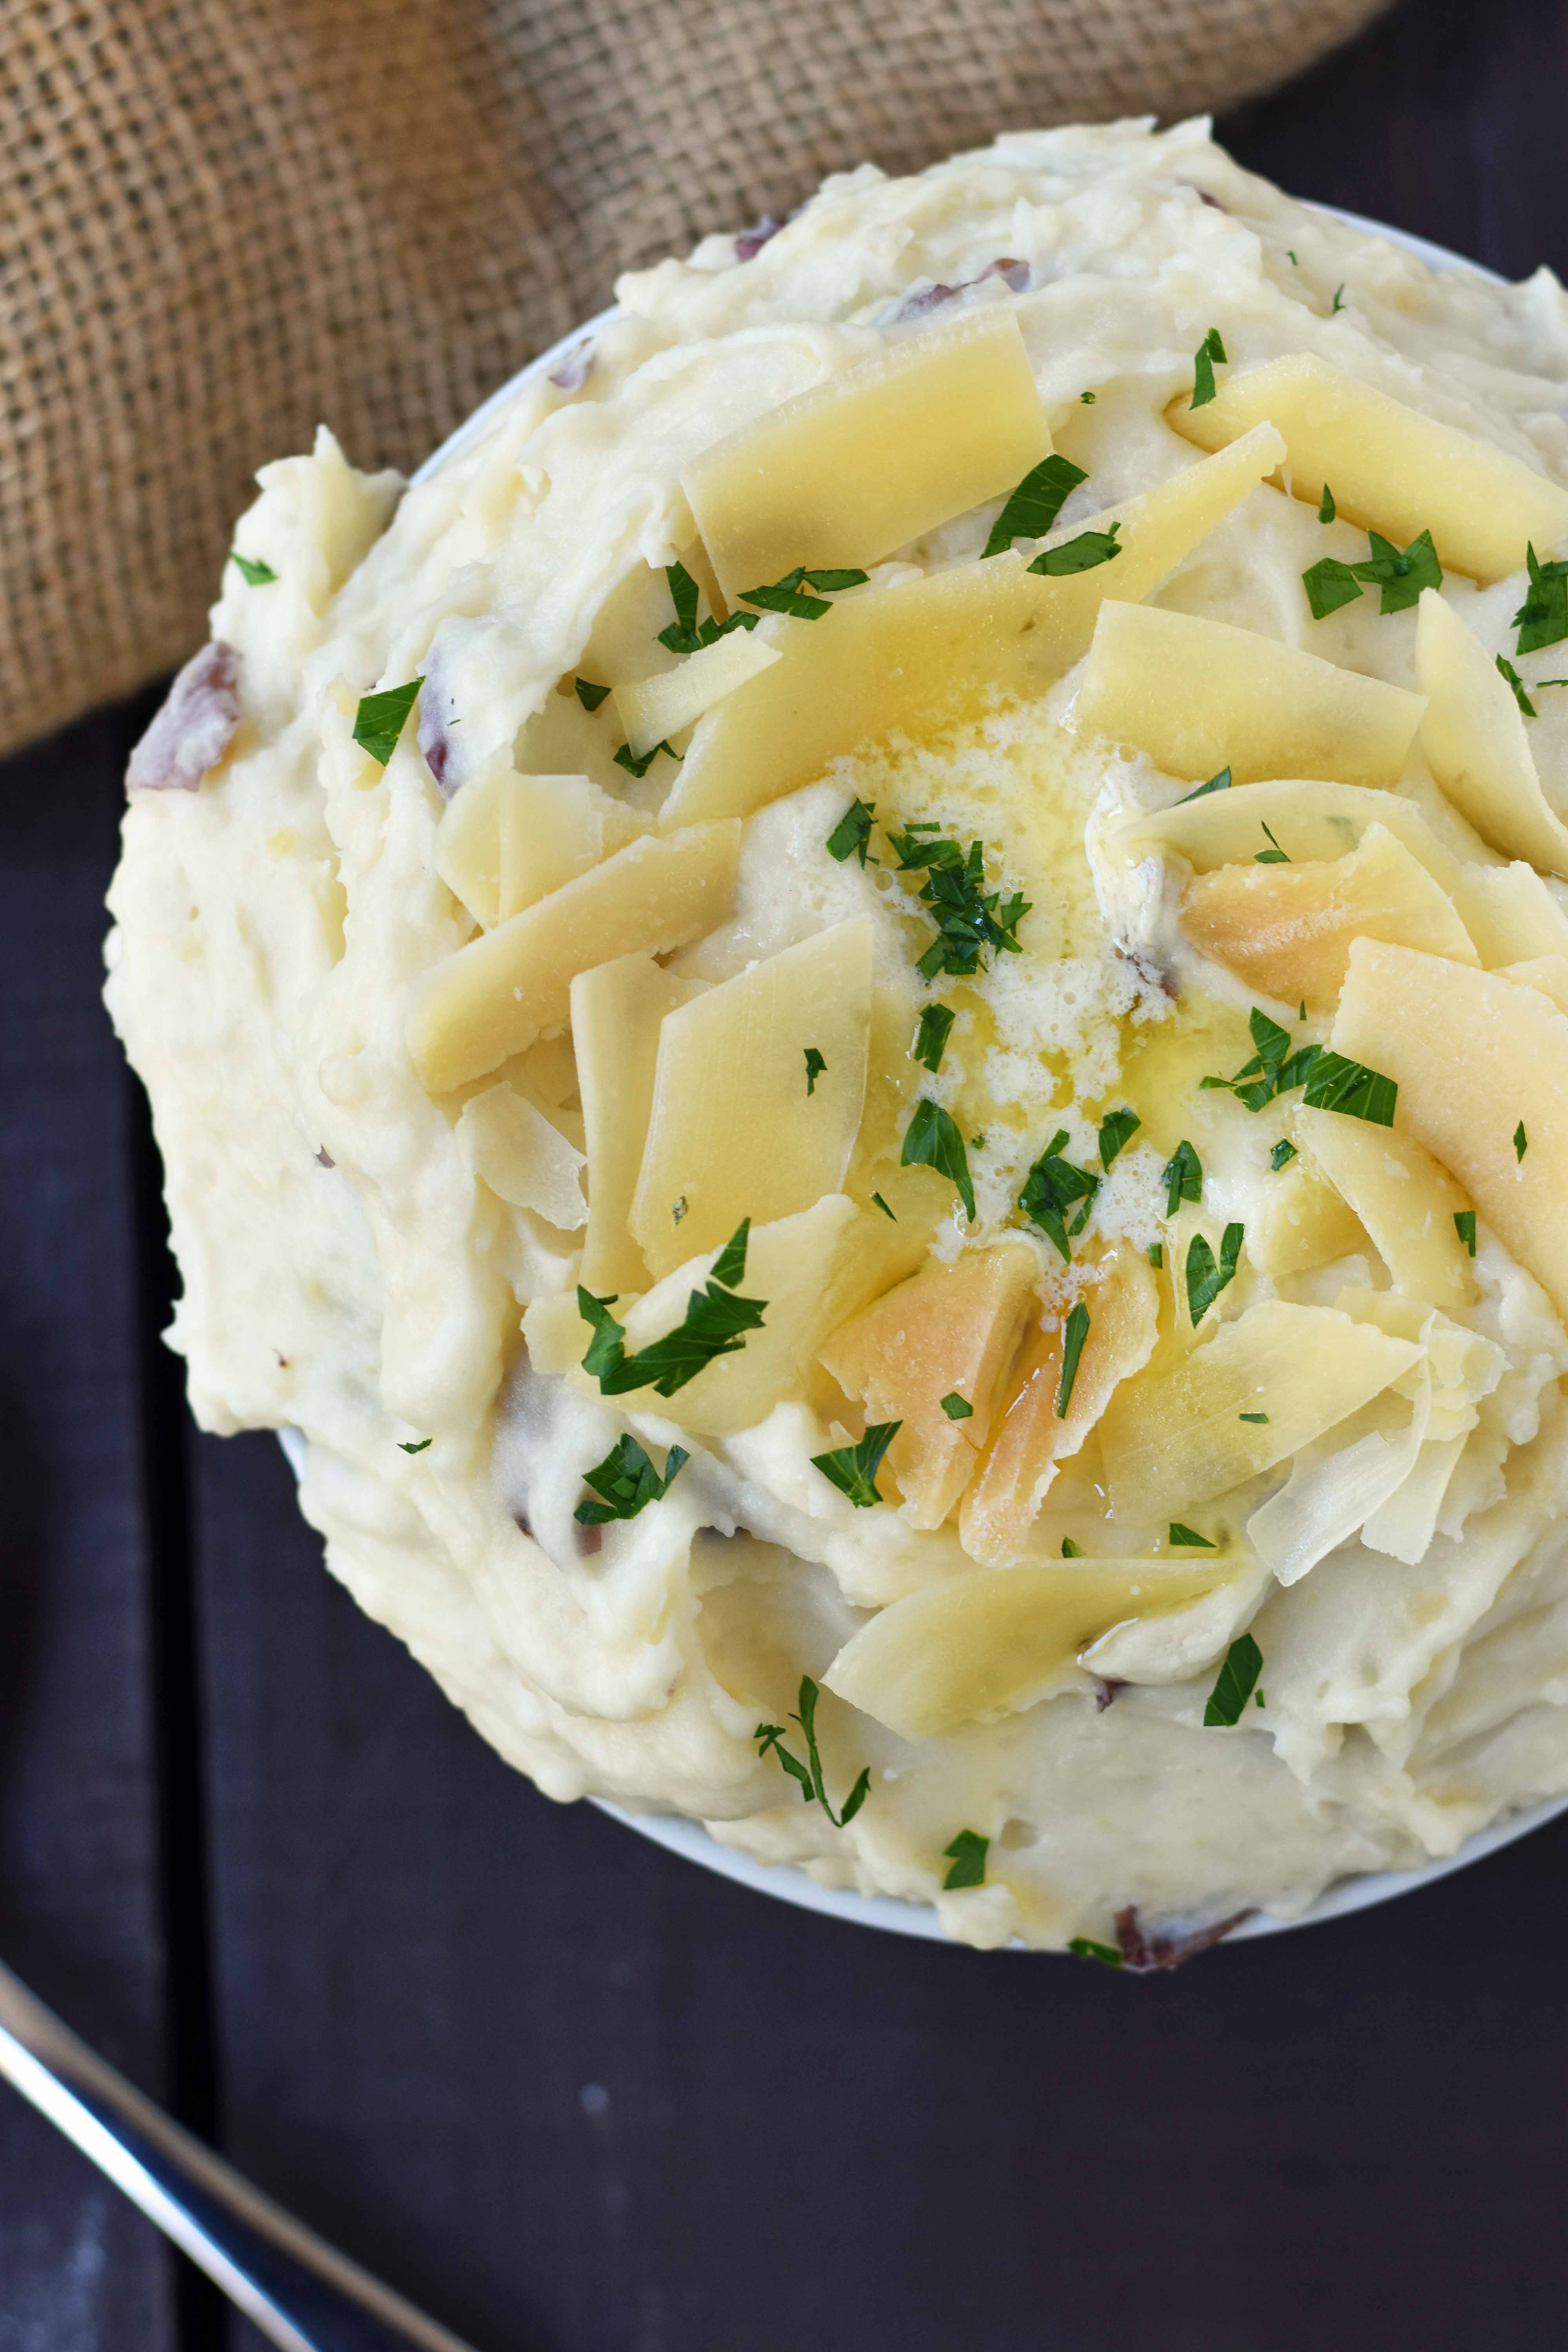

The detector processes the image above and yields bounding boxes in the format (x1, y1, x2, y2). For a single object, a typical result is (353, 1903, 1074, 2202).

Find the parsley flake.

(1020, 1129, 1099, 1262)
(755, 1675, 869, 1826)
(1061, 1538, 1084, 1557)
(1515, 544, 1568, 657)
(353, 677, 423, 766)
(1170, 1523, 1216, 1548)
(942, 1829, 989, 1889)
(1147, 1242, 1164, 1269)
(903, 1100, 976, 1221)
(804, 1047, 827, 1095)
(577, 1223, 766, 1397)
(573, 676, 612, 711)
(1331, 284, 1346, 314)
(613, 738, 679, 778)
(229, 550, 277, 585)
(1454, 1209, 1477, 1256)
(1302, 1051, 1397, 1126)
(1205, 1632, 1263, 1726)
(826, 797, 877, 866)
(982, 454, 1088, 558)
(1098, 1107, 1141, 1169)
(1057, 1299, 1091, 1418)
(811, 1419, 902, 1508)
(912, 1003, 956, 1072)
(1239, 1411, 1269, 1424)
(1355, 528, 1442, 616)
(1186, 1222, 1243, 1326)
(1179, 766, 1232, 802)
(573, 1435, 689, 1525)
(1161, 1138, 1203, 1217)
(1028, 521, 1122, 575)
(940, 1391, 973, 1421)
(1318, 484, 1336, 524)
(1515, 1120, 1528, 1161)
(1497, 656, 1537, 716)
(1286, 249, 1298, 265)
(1254, 821, 1290, 864)
(1069, 1937, 1124, 1968)
(1303, 556, 1364, 620)
(1190, 326, 1228, 409)
(657, 560, 759, 655)
(739, 565, 869, 620)
(888, 823, 1029, 982)
(870, 1191, 897, 1220)
(398, 1438, 432, 1454)
(1270, 1138, 1297, 1171)
(1080, 389, 1097, 404)
(1201, 1007, 1319, 1113)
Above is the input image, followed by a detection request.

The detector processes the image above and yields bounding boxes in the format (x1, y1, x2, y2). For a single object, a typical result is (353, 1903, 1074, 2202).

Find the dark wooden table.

(6, 3, 1568, 2342)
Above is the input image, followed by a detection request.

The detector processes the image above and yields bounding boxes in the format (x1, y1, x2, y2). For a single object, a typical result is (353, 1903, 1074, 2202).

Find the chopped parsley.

(1178, 766, 1232, 802)
(1286, 250, 1298, 265)
(1255, 821, 1290, 864)
(1303, 557, 1363, 620)
(398, 1438, 432, 1454)
(754, 1675, 870, 1826)
(912, 1002, 956, 1072)
(1455, 1208, 1477, 1257)
(982, 453, 1088, 558)
(577, 1221, 766, 1397)
(672, 1196, 688, 1224)
(738, 564, 869, 619)
(887, 823, 1030, 980)
(1147, 1242, 1164, 1270)
(657, 559, 759, 654)
(1239, 1411, 1269, 1424)
(1028, 521, 1122, 575)
(1080, 389, 1097, 404)
(1331, 284, 1346, 314)
(804, 1047, 827, 1095)
(1186, 1222, 1243, 1326)
(1190, 325, 1228, 409)
(1514, 544, 1568, 657)
(229, 550, 277, 585)
(1304, 528, 1441, 621)
(1170, 1523, 1216, 1548)
(902, 1100, 976, 1220)
(1497, 656, 1537, 715)
(811, 1419, 902, 1508)
(940, 1390, 973, 1421)
(1201, 1008, 1321, 1114)
(573, 676, 612, 711)
(941, 1829, 989, 1889)
(1302, 1051, 1397, 1126)
(1318, 484, 1336, 524)
(826, 797, 878, 866)
(613, 738, 679, 778)
(1515, 1120, 1528, 1161)
(1205, 1632, 1263, 1726)
(1161, 1138, 1203, 1217)
(1057, 1300, 1091, 1418)
(1069, 1937, 1124, 1967)
(870, 1191, 897, 1220)
(1061, 1538, 1084, 1557)
(573, 1435, 690, 1525)
(1098, 1107, 1141, 1169)
(353, 677, 423, 766)
(1019, 1129, 1099, 1262)
(1270, 1138, 1298, 1171)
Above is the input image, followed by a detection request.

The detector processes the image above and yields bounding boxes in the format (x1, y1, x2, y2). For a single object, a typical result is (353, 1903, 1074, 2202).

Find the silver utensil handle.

(0, 1959, 482, 2352)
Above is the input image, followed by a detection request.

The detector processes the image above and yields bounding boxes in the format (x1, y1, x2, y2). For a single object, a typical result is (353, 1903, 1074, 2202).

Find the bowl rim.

(397, 200, 1568, 1953)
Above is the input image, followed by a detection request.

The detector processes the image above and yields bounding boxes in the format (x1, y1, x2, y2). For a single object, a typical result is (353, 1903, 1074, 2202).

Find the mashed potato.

(106, 118, 1568, 1960)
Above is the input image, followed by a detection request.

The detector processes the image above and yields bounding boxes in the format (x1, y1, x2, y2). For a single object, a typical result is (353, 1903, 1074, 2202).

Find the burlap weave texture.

(2, 0, 1389, 756)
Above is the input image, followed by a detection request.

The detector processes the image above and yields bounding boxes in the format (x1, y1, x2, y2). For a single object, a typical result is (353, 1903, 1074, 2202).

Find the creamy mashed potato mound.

(107, 120, 1568, 1960)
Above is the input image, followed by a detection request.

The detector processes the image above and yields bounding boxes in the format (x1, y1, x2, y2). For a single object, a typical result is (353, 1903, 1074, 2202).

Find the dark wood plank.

(0, 707, 181, 2345)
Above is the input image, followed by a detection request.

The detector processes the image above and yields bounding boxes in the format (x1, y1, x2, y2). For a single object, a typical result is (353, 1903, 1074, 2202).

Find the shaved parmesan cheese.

(1249, 1157, 1367, 1279)
(1076, 602, 1425, 787)
(683, 309, 1051, 601)
(1500, 953, 1568, 1014)
(959, 1247, 1159, 1565)
(1181, 820, 1477, 1010)
(1099, 1300, 1422, 1525)
(1169, 351, 1568, 581)
(1333, 938, 1568, 1321)
(818, 1241, 1038, 1529)
(435, 758, 651, 927)
(614, 632, 782, 760)
(1249, 1378, 1429, 1587)
(457, 1083, 586, 1229)
(824, 1559, 1234, 1740)
(407, 822, 740, 1094)
(572, 953, 706, 1292)
(1416, 590, 1568, 878)
(663, 426, 1285, 825)
(631, 916, 874, 1276)
(1294, 1106, 1474, 1308)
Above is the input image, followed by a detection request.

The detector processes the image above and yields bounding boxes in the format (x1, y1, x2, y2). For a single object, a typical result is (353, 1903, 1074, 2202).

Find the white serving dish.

(368, 203, 1568, 1951)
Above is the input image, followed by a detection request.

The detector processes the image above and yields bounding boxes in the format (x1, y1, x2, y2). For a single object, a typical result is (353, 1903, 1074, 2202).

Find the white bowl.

(380, 203, 1568, 1951)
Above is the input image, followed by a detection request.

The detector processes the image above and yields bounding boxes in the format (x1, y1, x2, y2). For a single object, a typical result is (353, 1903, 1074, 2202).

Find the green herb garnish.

(1019, 1129, 1099, 1262)
(811, 1419, 902, 1508)
(398, 1438, 432, 1454)
(573, 1435, 690, 1525)
(1057, 1300, 1091, 1418)
(902, 1100, 976, 1220)
(1186, 1222, 1243, 1325)
(1170, 1523, 1216, 1548)
(673, 1196, 688, 1224)
(1497, 655, 1540, 717)
(1318, 484, 1336, 524)
(738, 565, 869, 620)
(1201, 1007, 1319, 1112)
(1515, 1120, 1528, 1161)
(657, 559, 759, 654)
(1239, 1411, 1269, 1424)
(1080, 390, 1097, 404)
(613, 738, 680, 778)
(1455, 1208, 1477, 1256)
(1190, 326, 1228, 408)
(1205, 1633, 1263, 1726)
(1303, 556, 1364, 620)
(353, 677, 423, 766)
(1331, 284, 1346, 314)
(1178, 766, 1232, 802)
(1062, 1538, 1084, 1557)
(755, 1675, 870, 1826)
(1270, 1138, 1298, 1171)
(1515, 544, 1568, 656)
(1028, 522, 1122, 575)
(941, 1829, 989, 1889)
(1355, 528, 1442, 616)
(982, 454, 1088, 558)
(1097, 1107, 1141, 1169)
(887, 823, 1030, 981)
(940, 1391, 973, 1421)
(1068, 1937, 1124, 1967)
(870, 1191, 896, 1220)
(229, 550, 277, 585)
(577, 1222, 766, 1397)
(1147, 1242, 1163, 1269)
(1254, 821, 1290, 864)
(573, 676, 612, 711)
(1301, 1051, 1397, 1126)
(804, 1047, 827, 1095)
(826, 797, 877, 866)
(1161, 1138, 1203, 1217)
(912, 1003, 956, 1073)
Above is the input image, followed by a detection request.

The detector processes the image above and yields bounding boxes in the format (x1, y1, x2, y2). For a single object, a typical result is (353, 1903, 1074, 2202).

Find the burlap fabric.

(2, 0, 1391, 757)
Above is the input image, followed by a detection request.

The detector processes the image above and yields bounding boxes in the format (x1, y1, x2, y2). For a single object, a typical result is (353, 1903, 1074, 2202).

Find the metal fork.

(0, 1957, 483, 2351)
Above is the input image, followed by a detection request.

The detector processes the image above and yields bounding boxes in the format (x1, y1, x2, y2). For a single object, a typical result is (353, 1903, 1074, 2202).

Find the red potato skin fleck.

(125, 642, 241, 792)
